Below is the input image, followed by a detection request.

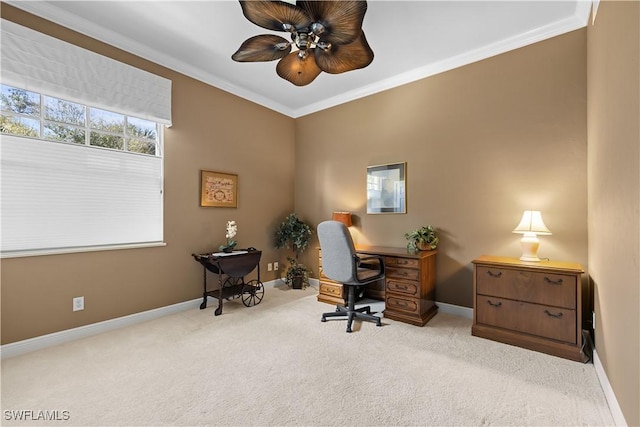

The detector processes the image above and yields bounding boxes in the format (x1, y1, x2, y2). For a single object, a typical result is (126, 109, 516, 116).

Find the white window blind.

(0, 20, 170, 257)
(1, 135, 163, 254)
(0, 19, 171, 125)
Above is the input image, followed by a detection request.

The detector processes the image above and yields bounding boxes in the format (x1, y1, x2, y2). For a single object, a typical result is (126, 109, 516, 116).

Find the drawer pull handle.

(395, 284, 408, 290)
(486, 300, 502, 307)
(544, 277, 564, 285)
(544, 309, 563, 319)
(486, 270, 502, 278)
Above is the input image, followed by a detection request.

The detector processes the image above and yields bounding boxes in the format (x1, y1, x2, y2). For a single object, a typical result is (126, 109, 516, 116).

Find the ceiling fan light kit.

(232, 0, 374, 86)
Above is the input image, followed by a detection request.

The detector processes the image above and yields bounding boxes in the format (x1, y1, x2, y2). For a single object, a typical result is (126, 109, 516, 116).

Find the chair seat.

(356, 267, 382, 282)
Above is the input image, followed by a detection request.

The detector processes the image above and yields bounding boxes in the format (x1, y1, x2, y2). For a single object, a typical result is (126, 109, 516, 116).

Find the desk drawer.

(386, 295, 419, 315)
(476, 266, 576, 309)
(319, 281, 343, 298)
(384, 257, 419, 269)
(476, 295, 576, 344)
(386, 266, 420, 281)
(387, 279, 419, 297)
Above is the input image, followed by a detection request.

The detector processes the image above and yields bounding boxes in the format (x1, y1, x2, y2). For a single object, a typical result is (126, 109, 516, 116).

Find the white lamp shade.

(512, 210, 551, 262)
(512, 210, 551, 235)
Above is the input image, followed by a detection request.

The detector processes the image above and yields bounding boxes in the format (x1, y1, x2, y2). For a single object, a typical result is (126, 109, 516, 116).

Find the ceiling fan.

(231, 0, 374, 86)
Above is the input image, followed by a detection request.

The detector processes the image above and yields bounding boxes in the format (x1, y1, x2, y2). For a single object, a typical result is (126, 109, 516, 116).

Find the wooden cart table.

(191, 248, 264, 316)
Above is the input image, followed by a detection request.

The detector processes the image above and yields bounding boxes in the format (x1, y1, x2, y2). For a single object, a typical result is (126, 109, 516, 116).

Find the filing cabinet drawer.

(476, 266, 576, 309)
(476, 295, 576, 344)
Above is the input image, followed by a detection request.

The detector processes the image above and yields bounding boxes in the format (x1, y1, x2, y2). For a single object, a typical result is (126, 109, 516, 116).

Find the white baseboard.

(593, 349, 628, 426)
(0, 283, 473, 359)
(1, 299, 200, 360)
(437, 301, 474, 319)
(1, 279, 280, 360)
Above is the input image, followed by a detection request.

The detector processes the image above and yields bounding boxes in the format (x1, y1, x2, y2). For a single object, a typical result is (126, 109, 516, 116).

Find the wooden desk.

(318, 246, 438, 326)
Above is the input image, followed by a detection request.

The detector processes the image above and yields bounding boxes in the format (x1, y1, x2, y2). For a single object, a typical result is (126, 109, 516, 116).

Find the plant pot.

(291, 275, 304, 289)
(223, 247, 233, 253)
(416, 241, 433, 251)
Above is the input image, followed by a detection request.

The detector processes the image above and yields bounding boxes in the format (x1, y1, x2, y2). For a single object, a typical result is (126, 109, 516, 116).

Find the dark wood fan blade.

(314, 31, 373, 74)
(240, 1, 311, 32)
(298, 0, 367, 45)
(232, 35, 292, 62)
(276, 51, 322, 86)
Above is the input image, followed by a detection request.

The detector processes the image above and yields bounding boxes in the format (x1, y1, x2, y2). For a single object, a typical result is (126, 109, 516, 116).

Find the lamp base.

(519, 233, 541, 262)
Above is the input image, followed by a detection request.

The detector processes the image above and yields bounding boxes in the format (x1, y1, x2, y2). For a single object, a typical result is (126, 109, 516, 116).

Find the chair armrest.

(352, 254, 385, 284)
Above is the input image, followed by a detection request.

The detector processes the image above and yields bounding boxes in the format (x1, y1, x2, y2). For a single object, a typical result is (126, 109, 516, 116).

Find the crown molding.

(291, 2, 592, 118)
(6, 1, 592, 119)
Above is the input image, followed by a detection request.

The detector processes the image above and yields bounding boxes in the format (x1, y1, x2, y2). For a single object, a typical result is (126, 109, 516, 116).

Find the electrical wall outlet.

(73, 296, 84, 312)
(267, 263, 273, 271)
(274, 262, 279, 271)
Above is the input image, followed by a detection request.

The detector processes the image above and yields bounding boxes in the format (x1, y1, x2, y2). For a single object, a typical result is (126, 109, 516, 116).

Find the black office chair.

(317, 220, 385, 333)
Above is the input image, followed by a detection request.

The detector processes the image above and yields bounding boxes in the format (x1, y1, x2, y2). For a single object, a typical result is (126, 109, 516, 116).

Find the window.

(2, 85, 159, 155)
(1, 19, 171, 257)
(0, 84, 164, 256)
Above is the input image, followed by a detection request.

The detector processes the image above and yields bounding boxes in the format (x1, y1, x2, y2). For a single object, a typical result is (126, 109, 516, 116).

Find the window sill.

(1, 242, 167, 259)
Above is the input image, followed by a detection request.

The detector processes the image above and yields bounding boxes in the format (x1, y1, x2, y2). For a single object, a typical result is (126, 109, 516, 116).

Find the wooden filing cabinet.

(472, 255, 585, 362)
(318, 246, 438, 326)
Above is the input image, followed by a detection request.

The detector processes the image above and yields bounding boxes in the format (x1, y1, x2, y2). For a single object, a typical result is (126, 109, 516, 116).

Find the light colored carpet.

(1, 284, 614, 426)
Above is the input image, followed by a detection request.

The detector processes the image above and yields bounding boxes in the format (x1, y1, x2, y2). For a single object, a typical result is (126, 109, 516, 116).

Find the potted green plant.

(405, 225, 439, 253)
(283, 256, 310, 289)
(275, 213, 313, 289)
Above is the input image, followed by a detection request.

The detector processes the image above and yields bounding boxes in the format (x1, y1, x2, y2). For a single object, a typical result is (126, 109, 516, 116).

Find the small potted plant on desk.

(405, 225, 439, 253)
(275, 213, 312, 289)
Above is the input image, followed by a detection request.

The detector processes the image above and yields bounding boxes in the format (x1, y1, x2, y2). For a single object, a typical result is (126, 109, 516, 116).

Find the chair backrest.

(317, 220, 357, 284)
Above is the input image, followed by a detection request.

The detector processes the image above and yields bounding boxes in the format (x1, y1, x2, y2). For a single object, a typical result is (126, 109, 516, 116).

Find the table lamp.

(512, 210, 551, 262)
(332, 211, 352, 227)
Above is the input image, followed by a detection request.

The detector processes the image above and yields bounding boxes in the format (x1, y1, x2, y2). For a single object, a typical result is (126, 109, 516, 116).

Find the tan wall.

(587, 1, 640, 425)
(0, 6, 296, 344)
(295, 29, 588, 308)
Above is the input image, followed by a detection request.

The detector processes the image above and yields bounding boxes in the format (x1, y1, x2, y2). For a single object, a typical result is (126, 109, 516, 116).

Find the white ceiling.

(6, 1, 592, 118)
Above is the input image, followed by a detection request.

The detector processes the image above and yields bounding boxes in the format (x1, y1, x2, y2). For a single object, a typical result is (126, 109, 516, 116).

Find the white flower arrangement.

(220, 220, 238, 252)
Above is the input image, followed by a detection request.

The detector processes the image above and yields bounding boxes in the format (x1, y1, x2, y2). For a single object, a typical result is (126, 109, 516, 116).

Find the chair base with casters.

(316, 220, 386, 333)
(321, 282, 382, 332)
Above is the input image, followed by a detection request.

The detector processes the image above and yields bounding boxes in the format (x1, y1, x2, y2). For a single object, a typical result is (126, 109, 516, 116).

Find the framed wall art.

(200, 170, 237, 208)
(366, 162, 406, 214)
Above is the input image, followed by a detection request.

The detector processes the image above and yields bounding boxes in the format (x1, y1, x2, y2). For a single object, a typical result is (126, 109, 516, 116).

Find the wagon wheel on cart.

(241, 280, 264, 307)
